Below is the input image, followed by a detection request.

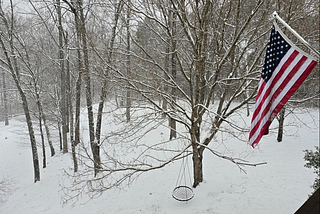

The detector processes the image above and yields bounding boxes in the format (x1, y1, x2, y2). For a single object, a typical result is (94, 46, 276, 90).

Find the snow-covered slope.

(0, 108, 318, 214)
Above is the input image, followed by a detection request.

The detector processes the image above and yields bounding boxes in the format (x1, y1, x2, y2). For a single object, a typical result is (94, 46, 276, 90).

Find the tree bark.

(191, 124, 203, 187)
(64, 31, 77, 171)
(58, 120, 62, 151)
(277, 107, 285, 142)
(74, 71, 81, 147)
(65, 32, 70, 133)
(69, 82, 78, 172)
(42, 109, 55, 156)
(192, 151, 203, 188)
(2, 54, 40, 182)
(95, 1, 122, 142)
(34, 79, 54, 156)
(76, 0, 101, 175)
(54, 84, 63, 151)
(22, 92, 40, 182)
(162, 44, 169, 117)
(35, 88, 46, 168)
(1, 72, 9, 125)
(126, 4, 131, 123)
(56, 0, 68, 154)
(39, 117, 46, 168)
(169, 8, 177, 140)
(73, 6, 82, 147)
(0, 9, 40, 182)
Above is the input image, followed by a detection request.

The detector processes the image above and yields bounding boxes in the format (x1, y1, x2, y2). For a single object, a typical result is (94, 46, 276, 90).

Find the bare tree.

(119, 0, 271, 187)
(61, 1, 273, 200)
(0, 1, 40, 182)
(65, 31, 78, 172)
(54, 0, 318, 202)
(94, 0, 123, 164)
(11, 2, 57, 160)
(62, 0, 103, 175)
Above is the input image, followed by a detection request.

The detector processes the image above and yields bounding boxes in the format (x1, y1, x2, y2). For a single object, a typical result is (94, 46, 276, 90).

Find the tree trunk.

(42, 111, 55, 157)
(1, 72, 9, 125)
(65, 32, 70, 133)
(126, 4, 131, 123)
(190, 118, 204, 188)
(64, 31, 77, 171)
(191, 126, 203, 188)
(36, 88, 54, 157)
(13, 71, 40, 181)
(277, 107, 285, 142)
(56, 0, 68, 154)
(96, 81, 107, 146)
(94, 1, 123, 176)
(76, 0, 101, 175)
(54, 84, 63, 151)
(71, 137, 78, 172)
(169, 118, 177, 140)
(162, 44, 169, 117)
(192, 151, 203, 188)
(96, 0, 122, 142)
(74, 72, 81, 147)
(11, 69, 40, 183)
(69, 85, 78, 172)
(0, 20, 40, 182)
(35, 90, 46, 168)
(74, 12, 82, 147)
(58, 120, 62, 151)
(39, 117, 46, 168)
(169, 9, 177, 140)
(22, 94, 40, 182)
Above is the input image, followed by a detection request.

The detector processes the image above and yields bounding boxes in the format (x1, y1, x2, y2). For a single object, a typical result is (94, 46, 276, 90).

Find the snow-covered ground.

(0, 107, 318, 214)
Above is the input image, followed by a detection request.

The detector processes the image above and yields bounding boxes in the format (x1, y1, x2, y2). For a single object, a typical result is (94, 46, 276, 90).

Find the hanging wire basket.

(172, 185, 195, 202)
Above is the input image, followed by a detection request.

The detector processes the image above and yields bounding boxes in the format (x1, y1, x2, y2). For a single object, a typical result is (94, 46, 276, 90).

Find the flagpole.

(272, 11, 320, 59)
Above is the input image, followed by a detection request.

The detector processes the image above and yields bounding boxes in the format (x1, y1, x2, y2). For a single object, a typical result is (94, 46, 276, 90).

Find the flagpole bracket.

(272, 11, 320, 60)
(272, 11, 278, 19)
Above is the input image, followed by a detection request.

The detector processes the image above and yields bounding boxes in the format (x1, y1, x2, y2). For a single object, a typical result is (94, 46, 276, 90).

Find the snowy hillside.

(0, 108, 318, 214)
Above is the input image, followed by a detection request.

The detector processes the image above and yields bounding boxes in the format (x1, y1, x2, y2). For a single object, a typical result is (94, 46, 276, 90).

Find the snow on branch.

(196, 142, 267, 173)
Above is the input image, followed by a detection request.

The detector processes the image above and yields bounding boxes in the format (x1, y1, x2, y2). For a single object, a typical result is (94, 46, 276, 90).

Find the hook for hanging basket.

(172, 185, 194, 202)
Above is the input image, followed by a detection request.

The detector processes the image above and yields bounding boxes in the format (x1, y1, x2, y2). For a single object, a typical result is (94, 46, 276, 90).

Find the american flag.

(249, 25, 318, 148)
